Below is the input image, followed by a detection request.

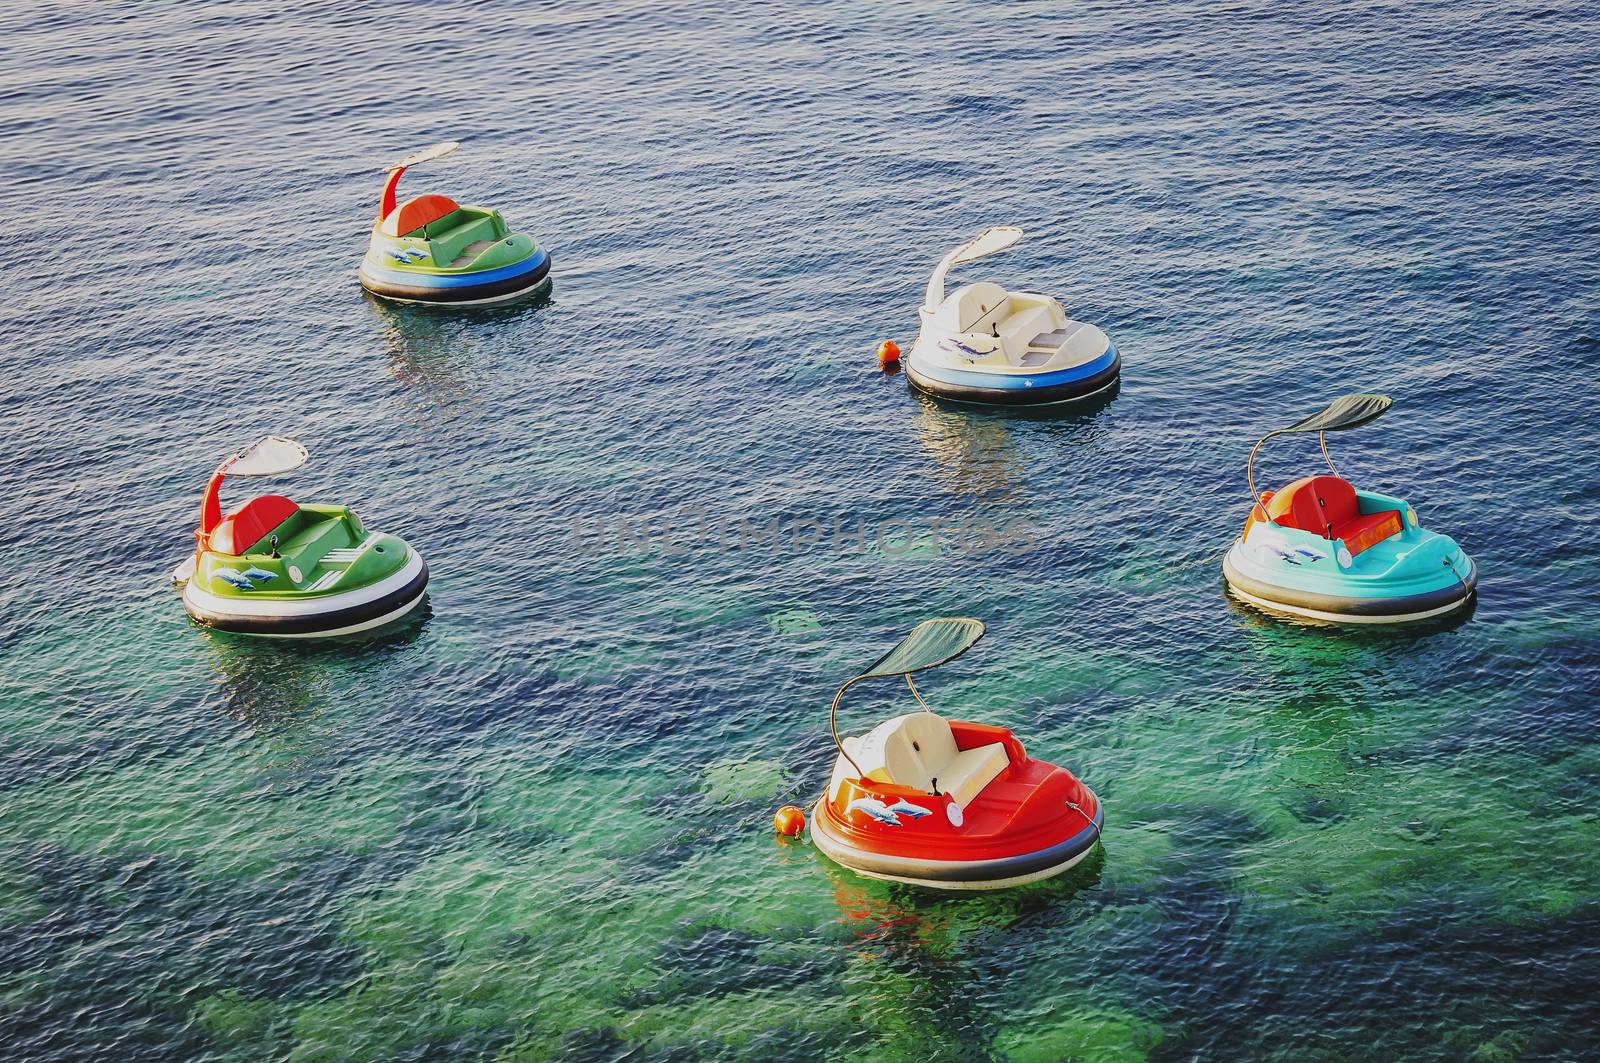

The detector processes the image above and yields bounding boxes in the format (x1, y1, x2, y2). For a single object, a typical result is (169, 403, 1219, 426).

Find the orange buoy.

(876, 340, 901, 367)
(774, 805, 806, 836)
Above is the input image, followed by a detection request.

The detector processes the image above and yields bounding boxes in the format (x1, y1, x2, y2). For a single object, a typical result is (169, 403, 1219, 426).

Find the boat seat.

(209, 495, 297, 556)
(994, 305, 1055, 364)
(380, 194, 461, 238)
(275, 515, 351, 569)
(950, 282, 1012, 333)
(1337, 510, 1404, 556)
(1266, 475, 1401, 556)
(431, 213, 503, 261)
(448, 239, 498, 268)
(847, 712, 1010, 808)
(1028, 327, 1071, 350)
(997, 305, 1053, 342)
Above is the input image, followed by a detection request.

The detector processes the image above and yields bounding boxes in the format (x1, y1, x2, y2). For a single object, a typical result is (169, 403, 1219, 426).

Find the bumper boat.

(810, 618, 1103, 890)
(171, 437, 429, 637)
(1223, 394, 1477, 624)
(905, 227, 1120, 407)
(358, 141, 552, 306)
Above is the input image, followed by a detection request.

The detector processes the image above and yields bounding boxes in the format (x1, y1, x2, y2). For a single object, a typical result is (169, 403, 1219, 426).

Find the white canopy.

(923, 226, 1024, 312)
(385, 140, 459, 173)
(224, 436, 308, 477)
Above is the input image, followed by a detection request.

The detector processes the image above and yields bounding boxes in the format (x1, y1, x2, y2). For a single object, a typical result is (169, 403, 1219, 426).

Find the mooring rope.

(1066, 800, 1102, 844)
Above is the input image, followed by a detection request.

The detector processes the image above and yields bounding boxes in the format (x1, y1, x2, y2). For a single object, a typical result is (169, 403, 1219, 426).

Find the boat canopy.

(385, 140, 459, 174)
(226, 436, 308, 477)
(829, 618, 986, 775)
(199, 437, 308, 540)
(379, 140, 460, 220)
(856, 617, 985, 679)
(1279, 393, 1392, 435)
(924, 227, 1023, 313)
(1247, 394, 1393, 520)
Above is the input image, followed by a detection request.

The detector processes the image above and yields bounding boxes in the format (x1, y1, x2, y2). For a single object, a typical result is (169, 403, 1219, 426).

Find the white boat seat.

(837, 712, 1010, 808)
(935, 743, 1010, 808)
(994, 305, 1055, 364)
(948, 282, 1011, 333)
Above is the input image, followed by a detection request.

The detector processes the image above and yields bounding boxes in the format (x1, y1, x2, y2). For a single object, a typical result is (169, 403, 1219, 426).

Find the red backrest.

(1266, 475, 1359, 535)
(379, 194, 461, 237)
(209, 495, 297, 555)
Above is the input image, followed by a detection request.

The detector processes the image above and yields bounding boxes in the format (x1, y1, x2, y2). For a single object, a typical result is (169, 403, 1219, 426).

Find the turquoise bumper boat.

(1222, 394, 1477, 624)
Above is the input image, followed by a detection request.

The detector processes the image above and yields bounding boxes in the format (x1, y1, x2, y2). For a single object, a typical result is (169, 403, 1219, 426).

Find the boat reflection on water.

(911, 381, 1119, 493)
(198, 600, 430, 730)
(820, 842, 1106, 945)
(912, 402, 1028, 503)
(810, 846, 1105, 1054)
(366, 284, 554, 409)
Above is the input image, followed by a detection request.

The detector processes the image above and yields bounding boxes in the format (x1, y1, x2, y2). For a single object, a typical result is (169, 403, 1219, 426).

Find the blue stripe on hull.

(359, 248, 549, 289)
(909, 343, 1118, 391)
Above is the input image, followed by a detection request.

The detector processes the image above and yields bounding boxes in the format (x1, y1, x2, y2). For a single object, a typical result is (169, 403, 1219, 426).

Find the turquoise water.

(3, 1, 1599, 1059)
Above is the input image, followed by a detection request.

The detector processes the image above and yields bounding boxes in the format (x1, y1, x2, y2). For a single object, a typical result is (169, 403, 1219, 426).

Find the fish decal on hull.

(1247, 526, 1327, 567)
(216, 569, 254, 590)
(846, 796, 935, 825)
(885, 799, 932, 819)
(845, 797, 902, 826)
(939, 338, 995, 360)
(241, 567, 278, 583)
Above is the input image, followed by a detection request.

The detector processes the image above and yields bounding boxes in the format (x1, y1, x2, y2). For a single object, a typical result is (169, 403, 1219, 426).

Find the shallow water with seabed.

(2, 1, 1598, 1060)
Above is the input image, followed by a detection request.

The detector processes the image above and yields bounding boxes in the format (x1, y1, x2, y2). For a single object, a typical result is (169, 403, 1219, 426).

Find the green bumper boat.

(358, 140, 552, 306)
(172, 437, 429, 637)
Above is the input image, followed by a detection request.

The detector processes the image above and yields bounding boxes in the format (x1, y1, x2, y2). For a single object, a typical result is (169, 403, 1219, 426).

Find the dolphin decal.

(845, 797, 902, 826)
(885, 799, 932, 819)
(939, 338, 994, 360)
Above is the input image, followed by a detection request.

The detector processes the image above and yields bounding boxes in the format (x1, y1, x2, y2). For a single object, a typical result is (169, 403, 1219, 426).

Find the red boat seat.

(845, 713, 1010, 808)
(379, 193, 461, 238)
(209, 495, 297, 556)
(1338, 510, 1404, 555)
(1265, 475, 1401, 556)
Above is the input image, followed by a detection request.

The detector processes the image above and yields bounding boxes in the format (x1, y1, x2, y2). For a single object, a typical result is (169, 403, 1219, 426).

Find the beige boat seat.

(945, 282, 1012, 334)
(838, 712, 1009, 808)
(996, 304, 1055, 348)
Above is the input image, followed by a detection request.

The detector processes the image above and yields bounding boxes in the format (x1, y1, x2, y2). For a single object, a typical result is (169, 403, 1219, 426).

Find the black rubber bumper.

(906, 351, 1121, 407)
(813, 804, 1102, 884)
(185, 562, 429, 636)
(1224, 553, 1476, 619)
(359, 254, 552, 304)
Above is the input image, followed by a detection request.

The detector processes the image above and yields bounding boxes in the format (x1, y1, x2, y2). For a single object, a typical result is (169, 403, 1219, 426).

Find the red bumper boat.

(810, 618, 1102, 890)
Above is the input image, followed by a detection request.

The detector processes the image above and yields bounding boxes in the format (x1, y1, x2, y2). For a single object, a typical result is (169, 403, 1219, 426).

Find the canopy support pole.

(923, 252, 955, 314)
(1318, 430, 1341, 477)
(829, 676, 867, 778)
(905, 674, 934, 713)
(379, 166, 406, 223)
(1245, 429, 1282, 528)
(197, 453, 241, 551)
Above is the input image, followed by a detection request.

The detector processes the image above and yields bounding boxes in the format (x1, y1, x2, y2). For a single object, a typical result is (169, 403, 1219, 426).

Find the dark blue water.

(2, 1, 1598, 1059)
